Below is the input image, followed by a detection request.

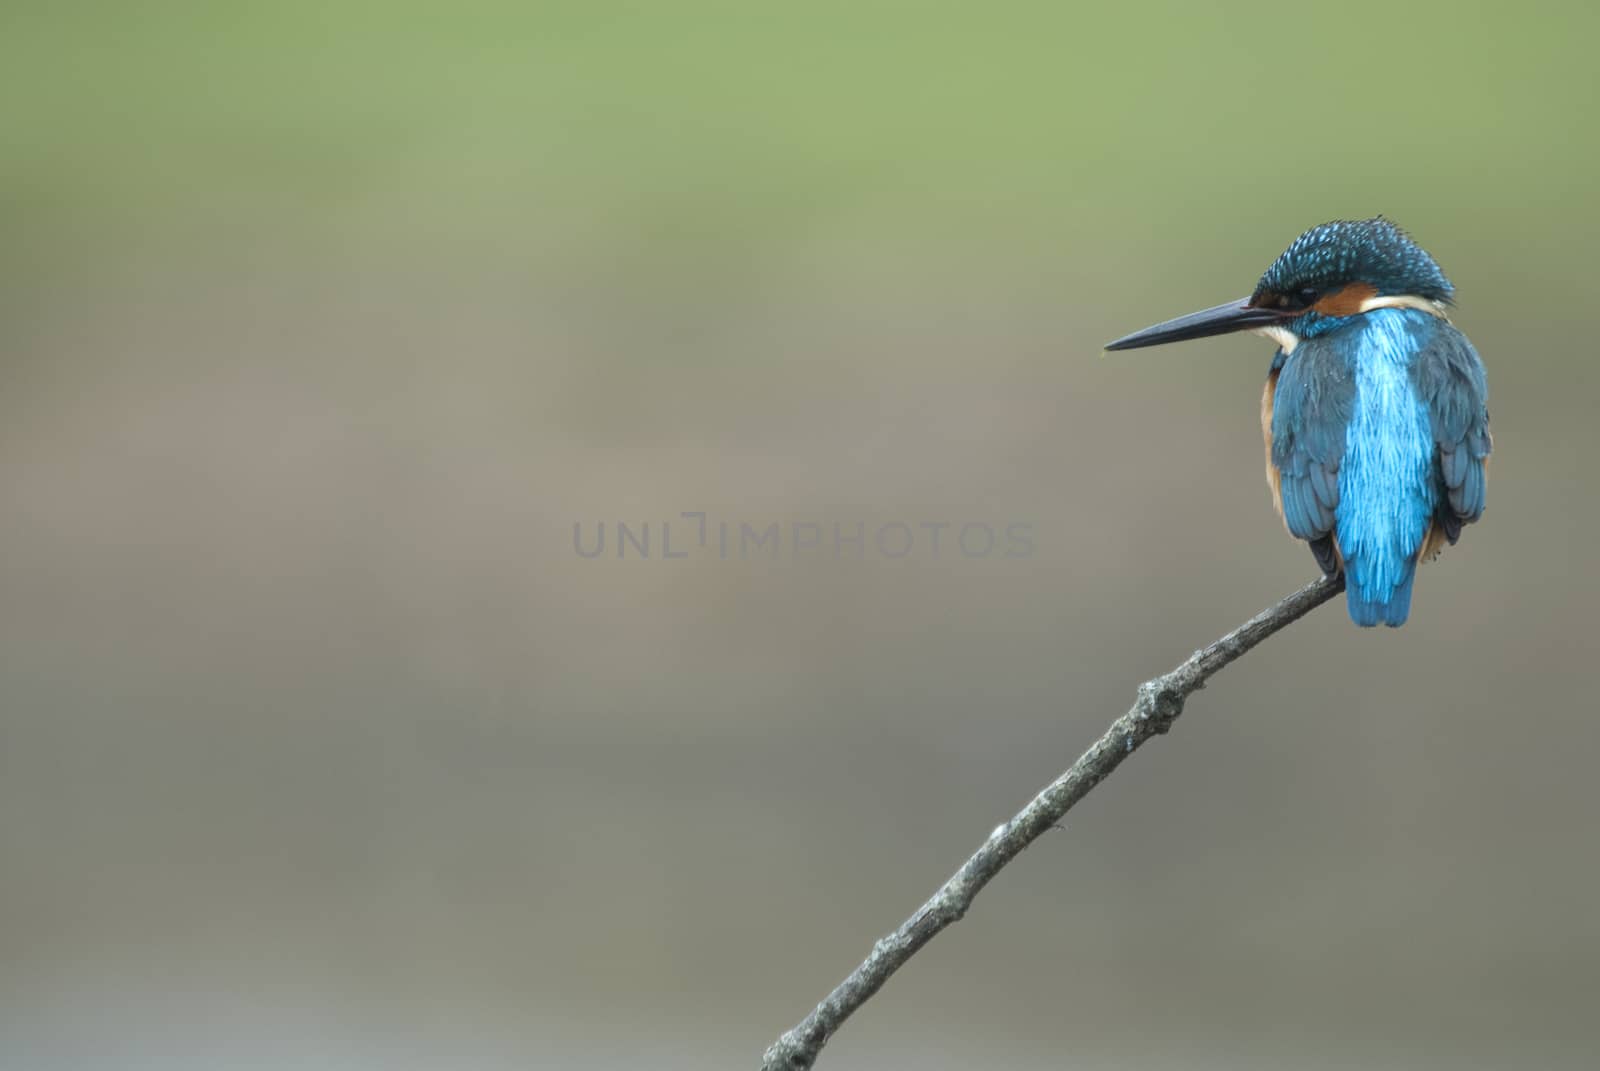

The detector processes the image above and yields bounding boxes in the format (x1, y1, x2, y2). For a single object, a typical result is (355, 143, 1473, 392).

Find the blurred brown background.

(2, 3, 1597, 1068)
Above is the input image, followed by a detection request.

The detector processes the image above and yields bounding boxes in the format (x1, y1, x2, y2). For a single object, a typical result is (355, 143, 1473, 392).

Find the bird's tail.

(1345, 561, 1416, 628)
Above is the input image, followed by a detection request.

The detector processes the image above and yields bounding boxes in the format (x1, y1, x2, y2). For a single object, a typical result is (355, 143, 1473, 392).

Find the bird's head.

(1105, 217, 1454, 353)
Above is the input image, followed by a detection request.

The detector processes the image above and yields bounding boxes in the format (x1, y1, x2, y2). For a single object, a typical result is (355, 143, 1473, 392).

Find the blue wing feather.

(1411, 323, 1491, 530)
(1270, 338, 1356, 544)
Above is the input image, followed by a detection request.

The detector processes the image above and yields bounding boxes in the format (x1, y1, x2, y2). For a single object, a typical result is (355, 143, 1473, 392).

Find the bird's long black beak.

(1104, 297, 1288, 351)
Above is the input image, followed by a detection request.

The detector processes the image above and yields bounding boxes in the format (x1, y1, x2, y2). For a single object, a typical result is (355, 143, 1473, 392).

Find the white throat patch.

(1356, 293, 1451, 319)
(1250, 324, 1300, 354)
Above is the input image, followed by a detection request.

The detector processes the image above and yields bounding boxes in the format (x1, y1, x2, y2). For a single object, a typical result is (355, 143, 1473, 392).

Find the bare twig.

(761, 574, 1345, 1070)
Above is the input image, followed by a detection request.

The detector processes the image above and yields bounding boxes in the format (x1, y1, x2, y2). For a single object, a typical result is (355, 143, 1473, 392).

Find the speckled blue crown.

(1256, 218, 1454, 303)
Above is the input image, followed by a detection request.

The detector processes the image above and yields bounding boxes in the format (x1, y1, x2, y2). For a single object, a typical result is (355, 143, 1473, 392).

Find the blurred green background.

(3, 2, 1598, 1068)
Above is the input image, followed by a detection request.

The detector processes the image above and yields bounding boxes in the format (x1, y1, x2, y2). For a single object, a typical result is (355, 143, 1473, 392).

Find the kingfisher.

(1105, 218, 1491, 627)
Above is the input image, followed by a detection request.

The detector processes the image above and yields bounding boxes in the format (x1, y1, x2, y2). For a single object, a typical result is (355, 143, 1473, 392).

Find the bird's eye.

(1297, 287, 1320, 306)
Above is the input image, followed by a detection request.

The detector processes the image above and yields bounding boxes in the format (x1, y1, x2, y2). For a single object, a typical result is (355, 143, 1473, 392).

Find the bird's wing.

(1412, 323, 1491, 539)
(1270, 340, 1356, 546)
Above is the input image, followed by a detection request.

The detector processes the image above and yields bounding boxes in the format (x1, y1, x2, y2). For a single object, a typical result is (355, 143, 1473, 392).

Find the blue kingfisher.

(1106, 218, 1491, 627)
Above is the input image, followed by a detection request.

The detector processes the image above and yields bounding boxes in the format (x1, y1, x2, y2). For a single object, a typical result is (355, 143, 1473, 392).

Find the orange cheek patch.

(1313, 281, 1378, 317)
